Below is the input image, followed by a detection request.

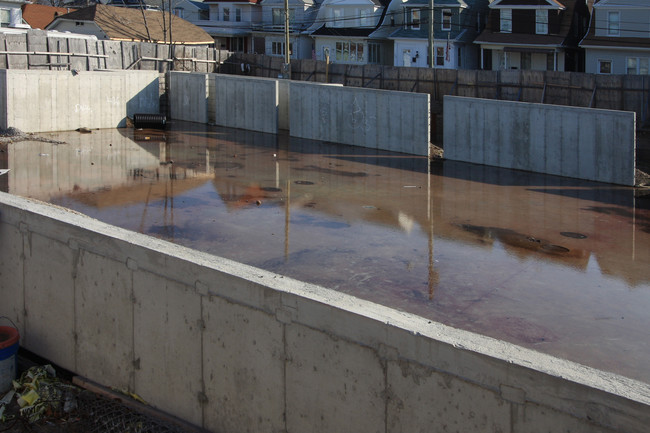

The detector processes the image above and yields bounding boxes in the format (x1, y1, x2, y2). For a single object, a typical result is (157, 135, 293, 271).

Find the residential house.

(46, 4, 214, 44)
(580, 0, 650, 75)
(0, 0, 29, 29)
(371, 0, 490, 68)
(251, 0, 319, 59)
(474, 0, 591, 72)
(21, 4, 76, 30)
(308, 0, 388, 64)
(201, 0, 262, 52)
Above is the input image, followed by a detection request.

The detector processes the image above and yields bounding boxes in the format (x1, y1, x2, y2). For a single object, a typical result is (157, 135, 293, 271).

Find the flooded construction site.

(2, 121, 649, 385)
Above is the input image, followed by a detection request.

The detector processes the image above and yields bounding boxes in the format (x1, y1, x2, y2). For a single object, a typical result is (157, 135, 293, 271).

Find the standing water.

(2, 122, 649, 384)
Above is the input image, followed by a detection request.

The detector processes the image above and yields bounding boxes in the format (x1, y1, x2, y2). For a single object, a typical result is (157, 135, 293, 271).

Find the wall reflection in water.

(3, 122, 650, 384)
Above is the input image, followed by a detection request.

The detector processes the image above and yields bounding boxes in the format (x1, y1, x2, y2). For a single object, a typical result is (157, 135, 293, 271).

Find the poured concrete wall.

(0, 70, 160, 133)
(210, 73, 279, 133)
(168, 72, 209, 124)
(290, 82, 430, 156)
(1, 192, 649, 433)
(444, 96, 636, 185)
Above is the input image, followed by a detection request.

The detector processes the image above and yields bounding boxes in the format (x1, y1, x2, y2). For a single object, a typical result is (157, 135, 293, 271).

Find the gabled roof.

(490, 0, 566, 8)
(579, 2, 650, 50)
(203, 0, 262, 4)
(475, 0, 583, 47)
(21, 4, 76, 30)
(47, 4, 214, 44)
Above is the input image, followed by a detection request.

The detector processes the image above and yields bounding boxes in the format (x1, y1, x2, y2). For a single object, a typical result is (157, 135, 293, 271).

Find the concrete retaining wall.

(168, 72, 209, 124)
(0, 70, 160, 132)
(1, 192, 649, 433)
(210, 73, 279, 134)
(290, 81, 430, 156)
(443, 96, 636, 185)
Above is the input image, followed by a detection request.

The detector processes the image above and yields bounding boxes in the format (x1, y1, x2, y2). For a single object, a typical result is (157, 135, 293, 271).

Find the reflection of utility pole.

(427, 156, 438, 299)
(285, 178, 290, 262)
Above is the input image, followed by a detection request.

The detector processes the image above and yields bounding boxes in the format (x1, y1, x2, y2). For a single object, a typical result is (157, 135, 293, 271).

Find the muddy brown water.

(3, 122, 650, 385)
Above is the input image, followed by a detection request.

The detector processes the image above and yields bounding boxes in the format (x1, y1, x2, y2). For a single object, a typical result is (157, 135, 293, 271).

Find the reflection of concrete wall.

(1, 193, 648, 433)
(0, 70, 160, 132)
(7, 131, 161, 200)
(443, 96, 636, 185)
(290, 82, 430, 156)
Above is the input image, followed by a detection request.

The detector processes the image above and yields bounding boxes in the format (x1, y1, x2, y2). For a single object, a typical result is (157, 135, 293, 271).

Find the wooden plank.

(27, 30, 48, 69)
(68, 37, 88, 71)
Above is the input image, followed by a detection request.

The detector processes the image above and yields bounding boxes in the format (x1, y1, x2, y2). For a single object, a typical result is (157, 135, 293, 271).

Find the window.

(0, 9, 9, 27)
(272, 8, 295, 27)
(368, 43, 381, 64)
(436, 46, 445, 66)
(442, 9, 452, 31)
(360, 9, 373, 27)
(627, 57, 649, 75)
(199, 9, 209, 20)
(410, 9, 420, 30)
(500, 9, 512, 33)
(536, 9, 548, 34)
(607, 11, 619, 36)
(232, 37, 245, 52)
(235, 8, 241, 22)
(335, 41, 364, 62)
(331, 8, 343, 28)
(272, 41, 293, 56)
(598, 59, 612, 74)
(223, 7, 230, 21)
(173, 8, 184, 18)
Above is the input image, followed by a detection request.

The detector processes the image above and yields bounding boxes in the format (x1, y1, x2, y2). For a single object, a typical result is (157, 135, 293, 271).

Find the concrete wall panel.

(133, 271, 203, 426)
(290, 81, 430, 156)
(0, 70, 159, 132)
(286, 324, 384, 433)
(23, 232, 76, 370)
(210, 74, 278, 134)
(169, 72, 208, 124)
(202, 296, 284, 433)
(443, 96, 635, 185)
(1, 193, 649, 433)
(74, 250, 133, 390)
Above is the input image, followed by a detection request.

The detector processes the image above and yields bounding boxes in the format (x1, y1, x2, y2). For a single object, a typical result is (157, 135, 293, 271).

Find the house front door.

(403, 49, 411, 67)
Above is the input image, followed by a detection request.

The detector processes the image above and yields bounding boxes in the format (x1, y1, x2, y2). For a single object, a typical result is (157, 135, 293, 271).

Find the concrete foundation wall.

(210, 73, 279, 134)
(1, 192, 649, 433)
(168, 72, 209, 124)
(289, 82, 430, 156)
(444, 96, 636, 185)
(0, 70, 160, 133)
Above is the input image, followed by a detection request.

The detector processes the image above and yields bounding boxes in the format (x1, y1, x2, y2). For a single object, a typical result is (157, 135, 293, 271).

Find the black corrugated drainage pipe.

(132, 113, 167, 130)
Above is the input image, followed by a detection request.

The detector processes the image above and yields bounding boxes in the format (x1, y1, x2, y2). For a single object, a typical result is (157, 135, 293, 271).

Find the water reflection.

(3, 122, 650, 384)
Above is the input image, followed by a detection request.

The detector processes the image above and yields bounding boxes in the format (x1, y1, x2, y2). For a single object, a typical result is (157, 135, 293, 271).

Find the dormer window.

(331, 8, 343, 28)
(404, 8, 419, 30)
(223, 7, 230, 21)
(442, 9, 451, 31)
(173, 7, 184, 18)
(411, 9, 420, 30)
(500, 9, 512, 33)
(535, 9, 547, 34)
(607, 11, 619, 36)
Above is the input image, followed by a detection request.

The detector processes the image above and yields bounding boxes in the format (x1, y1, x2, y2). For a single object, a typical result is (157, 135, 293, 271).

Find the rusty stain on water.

(2, 122, 650, 385)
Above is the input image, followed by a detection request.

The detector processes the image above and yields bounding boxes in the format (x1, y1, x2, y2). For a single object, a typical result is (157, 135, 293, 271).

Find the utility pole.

(428, 0, 434, 68)
(282, 0, 291, 78)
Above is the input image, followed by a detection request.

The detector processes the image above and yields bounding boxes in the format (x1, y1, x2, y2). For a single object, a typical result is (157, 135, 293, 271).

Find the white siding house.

(580, 0, 650, 75)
